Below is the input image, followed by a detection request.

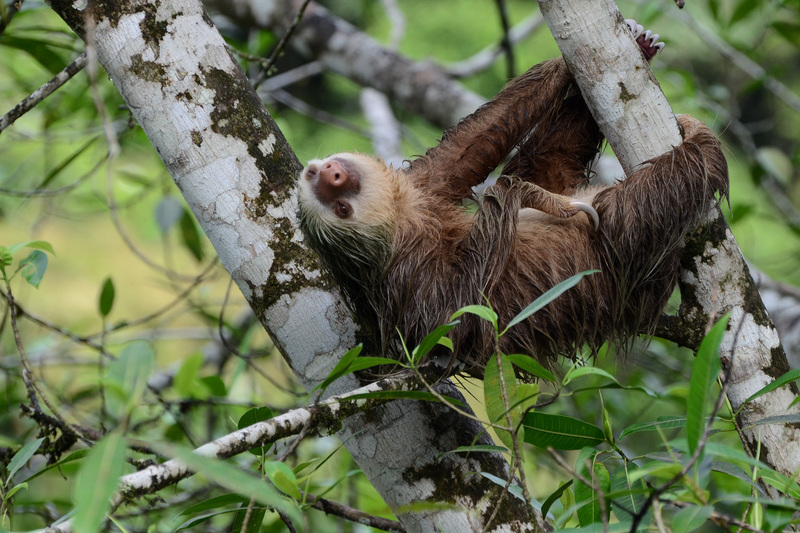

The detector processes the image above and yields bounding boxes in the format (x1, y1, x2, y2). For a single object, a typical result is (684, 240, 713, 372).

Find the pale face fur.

(298, 153, 402, 232)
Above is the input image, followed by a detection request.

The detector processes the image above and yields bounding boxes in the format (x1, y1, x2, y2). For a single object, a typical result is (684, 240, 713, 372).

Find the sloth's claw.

(570, 201, 600, 230)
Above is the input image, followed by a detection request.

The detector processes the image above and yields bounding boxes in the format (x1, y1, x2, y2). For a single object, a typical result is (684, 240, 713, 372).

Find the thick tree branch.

(539, 0, 800, 479)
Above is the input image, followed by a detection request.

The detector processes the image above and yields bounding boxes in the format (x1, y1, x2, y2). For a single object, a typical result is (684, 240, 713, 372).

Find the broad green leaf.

(541, 479, 573, 519)
(155, 443, 301, 525)
(174, 352, 204, 398)
(200, 376, 226, 397)
(155, 196, 185, 234)
(557, 524, 630, 533)
(6, 240, 55, 256)
(619, 416, 687, 439)
(176, 509, 241, 531)
(484, 354, 522, 449)
(238, 407, 274, 456)
(263, 461, 301, 500)
(6, 437, 44, 484)
(412, 321, 457, 365)
(610, 463, 650, 532)
(105, 341, 155, 418)
(179, 493, 249, 516)
(315, 353, 398, 393)
(687, 314, 729, 457)
(574, 448, 609, 527)
(19, 250, 48, 288)
(72, 432, 127, 533)
(742, 368, 800, 406)
(673, 505, 713, 532)
(523, 412, 605, 450)
(506, 270, 598, 330)
(0, 247, 12, 267)
(451, 304, 498, 330)
(505, 354, 555, 382)
(180, 209, 204, 262)
(98, 277, 115, 317)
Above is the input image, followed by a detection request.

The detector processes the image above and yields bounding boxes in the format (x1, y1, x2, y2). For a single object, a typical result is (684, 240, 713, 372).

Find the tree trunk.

(538, 0, 800, 479)
(46, 0, 540, 531)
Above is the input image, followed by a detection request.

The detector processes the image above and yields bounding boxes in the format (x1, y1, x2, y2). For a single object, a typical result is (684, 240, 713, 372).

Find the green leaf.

(232, 504, 267, 533)
(5, 437, 44, 485)
(687, 314, 729, 457)
(174, 352, 204, 398)
(19, 250, 48, 288)
(565, 366, 617, 384)
(238, 407, 274, 456)
(314, 344, 361, 393)
(72, 431, 127, 533)
(523, 412, 605, 450)
(314, 346, 399, 394)
(412, 321, 457, 365)
(0, 36, 67, 75)
(484, 354, 523, 449)
(619, 416, 686, 440)
(574, 448, 609, 527)
(610, 463, 650, 532)
(263, 462, 301, 500)
(440, 445, 509, 458)
(541, 479, 573, 519)
(105, 341, 155, 418)
(450, 304, 498, 330)
(179, 493, 249, 516)
(772, 21, 800, 46)
(200, 376, 226, 397)
(156, 443, 301, 525)
(18, 449, 88, 484)
(5, 482, 28, 500)
(180, 209, 204, 262)
(6, 240, 55, 256)
(505, 354, 555, 382)
(729, 0, 759, 26)
(672, 505, 713, 532)
(506, 270, 598, 330)
(99, 277, 115, 318)
(742, 368, 800, 406)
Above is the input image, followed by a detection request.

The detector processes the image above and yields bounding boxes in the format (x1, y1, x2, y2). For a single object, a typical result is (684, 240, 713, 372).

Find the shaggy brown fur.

(297, 47, 728, 377)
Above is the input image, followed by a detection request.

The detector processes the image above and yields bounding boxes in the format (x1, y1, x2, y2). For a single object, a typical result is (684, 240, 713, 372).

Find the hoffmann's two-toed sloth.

(297, 22, 729, 377)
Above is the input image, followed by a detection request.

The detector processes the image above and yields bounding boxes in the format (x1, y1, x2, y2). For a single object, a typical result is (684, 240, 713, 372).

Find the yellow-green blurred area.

(2, 0, 800, 531)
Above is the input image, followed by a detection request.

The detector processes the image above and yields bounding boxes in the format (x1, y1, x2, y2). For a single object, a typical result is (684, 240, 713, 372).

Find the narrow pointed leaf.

(506, 270, 598, 329)
(687, 314, 729, 457)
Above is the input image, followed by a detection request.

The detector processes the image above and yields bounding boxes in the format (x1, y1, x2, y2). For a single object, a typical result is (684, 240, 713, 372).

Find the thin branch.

(303, 491, 405, 532)
(0, 52, 87, 134)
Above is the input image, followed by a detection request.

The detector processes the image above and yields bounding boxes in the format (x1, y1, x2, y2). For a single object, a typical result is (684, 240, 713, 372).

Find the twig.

(0, 53, 87, 135)
(303, 491, 405, 532)
(252, 0, 312, 89)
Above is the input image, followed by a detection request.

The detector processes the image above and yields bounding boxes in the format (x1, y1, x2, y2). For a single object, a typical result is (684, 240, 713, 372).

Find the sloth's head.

(297, 153, 400, 291)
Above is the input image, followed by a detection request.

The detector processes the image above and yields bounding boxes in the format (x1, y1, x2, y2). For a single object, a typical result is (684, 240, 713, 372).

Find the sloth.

(297, 22, 728, 376)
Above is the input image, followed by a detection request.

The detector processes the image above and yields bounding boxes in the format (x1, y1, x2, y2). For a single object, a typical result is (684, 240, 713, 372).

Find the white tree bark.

(46, 0, 539, 531)
(539, 0, 800, 479)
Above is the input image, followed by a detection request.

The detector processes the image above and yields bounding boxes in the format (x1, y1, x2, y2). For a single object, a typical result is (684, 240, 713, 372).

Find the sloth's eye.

(334, 200, 352, 219)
